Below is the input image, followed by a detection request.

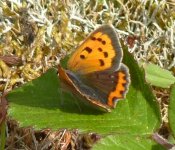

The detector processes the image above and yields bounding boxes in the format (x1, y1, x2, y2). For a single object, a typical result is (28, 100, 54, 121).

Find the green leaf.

(93, 134, 165, 150)
(169, 84, 175, 138)
(143, 63, 175, 88)
(7, 45, 161, 149)
(60, 55, 70, 68)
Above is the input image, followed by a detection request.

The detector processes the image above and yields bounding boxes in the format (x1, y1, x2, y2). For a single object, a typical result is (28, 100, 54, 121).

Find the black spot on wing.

(122, 74, 126, 80)
(120, 90, 124, 95)
(103, 52, 108, 58)
(90, 36, 106, 45)
(99, 59, 105, 66)
(84, 47, 92, 53)
(97, 38, 102, 41)
(102, 40, 106, 45)
(122, 83, 126, 87)
(80, 55, 85, 59)
(98, 48, 103, 52)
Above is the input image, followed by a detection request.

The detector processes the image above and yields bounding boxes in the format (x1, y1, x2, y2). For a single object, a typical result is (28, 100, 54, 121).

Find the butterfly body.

(58, 25, 130, 112)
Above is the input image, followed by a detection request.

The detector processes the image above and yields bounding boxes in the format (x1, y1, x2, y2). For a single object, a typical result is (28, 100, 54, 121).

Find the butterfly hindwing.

(81, 64, 130, 108)
(67, 25, 122, 74)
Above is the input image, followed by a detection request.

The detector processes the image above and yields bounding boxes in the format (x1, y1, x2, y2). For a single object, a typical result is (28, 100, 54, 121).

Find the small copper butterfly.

(58, 25, 130, 112)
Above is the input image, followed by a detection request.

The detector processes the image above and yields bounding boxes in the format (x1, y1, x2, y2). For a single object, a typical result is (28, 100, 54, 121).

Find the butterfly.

(58, 25, 130, 112)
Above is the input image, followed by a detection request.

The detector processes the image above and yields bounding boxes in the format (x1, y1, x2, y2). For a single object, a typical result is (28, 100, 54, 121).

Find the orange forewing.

(67, 25, 122, 74)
